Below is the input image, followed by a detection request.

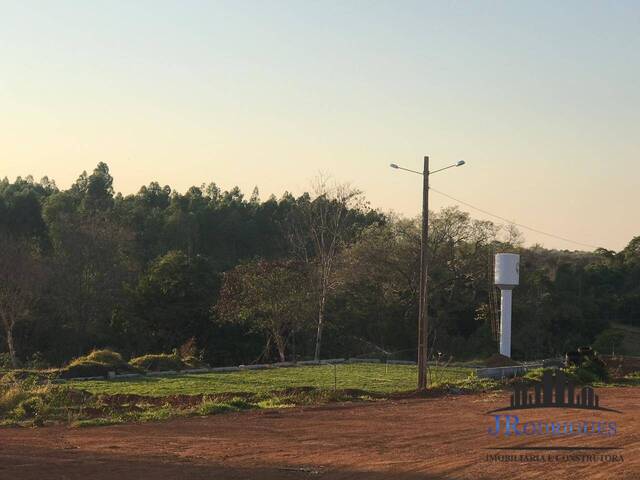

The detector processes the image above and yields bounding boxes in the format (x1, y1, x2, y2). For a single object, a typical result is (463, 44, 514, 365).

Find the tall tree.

(82, 162, 114, 212)
(131, 250, 219, 354)
(217, 260, 313, 362)
(288, 176, 366, 360)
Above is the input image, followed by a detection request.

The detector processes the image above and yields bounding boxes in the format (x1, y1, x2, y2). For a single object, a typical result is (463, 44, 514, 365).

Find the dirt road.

(0, 387, 638, 480)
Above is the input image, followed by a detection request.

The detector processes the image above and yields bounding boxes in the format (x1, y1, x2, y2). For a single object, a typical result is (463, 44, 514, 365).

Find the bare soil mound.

(484, 353, 521, 367)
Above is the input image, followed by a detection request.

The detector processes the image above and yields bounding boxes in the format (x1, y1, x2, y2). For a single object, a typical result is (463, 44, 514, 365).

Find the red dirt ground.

(0, 387, 638, 480)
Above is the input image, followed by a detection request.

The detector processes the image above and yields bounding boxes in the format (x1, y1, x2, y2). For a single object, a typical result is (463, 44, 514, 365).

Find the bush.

(12, 396, 46, 420)
(523, 368, 554, 383)
(0, 386, 29, 414)
(577, 358, 609, 383)
(0, 374, 56, 422)
(59, 349, 139, 379)
(566, 366, 600, 384)
(197, 397, 252, 416)
(227, 397, 252, 410)
(439, 375, 499, 393)
(59, 360, 111, 379)
(59, 349, 210, 377)
(85, 349, 126, 367)
(0, 372, 92, 425)
(129, 353, 185, 372)
(0, 353, 13, 369)
(523, 363, 608, 386)
(178, 337, 199, 359)
(593, 329, 625, 356)
(182, 356, 208, 369)
(24, 352, 49, 370)
(198, 401, 234, 415)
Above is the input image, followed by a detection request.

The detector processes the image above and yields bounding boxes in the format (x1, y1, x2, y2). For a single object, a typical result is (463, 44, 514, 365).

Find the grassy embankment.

(68, 363, 472, 395)
(3, 358, 639, 428)
(0, 364, 489, 427)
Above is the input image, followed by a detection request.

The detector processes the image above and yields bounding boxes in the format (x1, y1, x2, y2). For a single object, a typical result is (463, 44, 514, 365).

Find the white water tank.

(495, 253, 520, 289)
(494, 253, 520, 358)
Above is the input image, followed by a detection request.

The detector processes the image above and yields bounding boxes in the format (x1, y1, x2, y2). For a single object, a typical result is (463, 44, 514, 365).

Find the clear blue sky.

(2, 0, 638, 250)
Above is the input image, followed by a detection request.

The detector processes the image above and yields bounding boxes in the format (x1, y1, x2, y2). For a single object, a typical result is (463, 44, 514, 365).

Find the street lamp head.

(456, 160, 465, 167)
(390, 163, 399, 169)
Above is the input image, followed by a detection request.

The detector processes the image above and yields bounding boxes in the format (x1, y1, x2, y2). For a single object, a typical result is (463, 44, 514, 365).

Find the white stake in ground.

(494, 253, 520, 358)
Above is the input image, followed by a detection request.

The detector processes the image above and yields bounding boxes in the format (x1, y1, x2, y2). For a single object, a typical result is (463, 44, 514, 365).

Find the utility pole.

(389, 157, 465, 392)
(417, 156, 429, 391)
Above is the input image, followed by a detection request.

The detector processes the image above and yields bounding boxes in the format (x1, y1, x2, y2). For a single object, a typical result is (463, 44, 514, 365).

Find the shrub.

(129, 353, 185, 372)
(198, 401, 234, 415)
(562, 366, 597, 384)
(524, 363, 608, 386)
(137, 406, 173, 422)
(577, 358, 609, 383)
(59, 360, 111, 379)
(85, 349, 126, 367)
(59, 349, 139, 379)
(256, 398, 295, 409)
(227, 397, 252, 410)
(523, 368, 554, 383)
(182, 356, 208, 369)
(0, 386, 29, 414)
(0, 353, 13, 369)
(0, 373, 59, 423)
(437, 375, 499, 393)
(72, 418, 123, 428)
(12, 396, 46, 420)
(178, 337, 199, 359)
(24, 352, 49, 370)
(0, 372, 90, 425)
(593, 329, 625, 356)
(197, 397, 254, 416)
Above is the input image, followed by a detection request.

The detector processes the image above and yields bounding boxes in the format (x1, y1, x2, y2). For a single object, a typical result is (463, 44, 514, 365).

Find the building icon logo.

(489, 369, 619, 413)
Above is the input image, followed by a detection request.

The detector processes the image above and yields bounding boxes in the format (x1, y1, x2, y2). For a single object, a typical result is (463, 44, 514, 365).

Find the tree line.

(0, 163, 638, 368)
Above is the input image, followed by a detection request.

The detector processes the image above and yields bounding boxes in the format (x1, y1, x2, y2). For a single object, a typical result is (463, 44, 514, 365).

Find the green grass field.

(68, 364, 473, 396)
(0, 364, 483, 427)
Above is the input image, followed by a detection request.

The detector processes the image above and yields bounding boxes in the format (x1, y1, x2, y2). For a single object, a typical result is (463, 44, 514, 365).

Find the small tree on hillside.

(216, 260, 313, 362)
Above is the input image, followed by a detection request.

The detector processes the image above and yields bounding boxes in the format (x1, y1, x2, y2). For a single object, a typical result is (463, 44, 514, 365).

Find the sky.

(1, 0, 638, 251)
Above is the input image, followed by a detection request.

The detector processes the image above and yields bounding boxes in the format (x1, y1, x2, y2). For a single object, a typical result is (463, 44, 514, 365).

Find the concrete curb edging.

(476, 363, 543, 379)
(386, 360, 416, 365)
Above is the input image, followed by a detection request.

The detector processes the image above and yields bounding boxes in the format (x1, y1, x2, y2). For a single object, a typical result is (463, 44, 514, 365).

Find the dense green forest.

(0, 163, 638, 368)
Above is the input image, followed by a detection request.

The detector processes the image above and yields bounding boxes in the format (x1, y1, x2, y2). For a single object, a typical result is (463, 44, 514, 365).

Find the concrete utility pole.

(417, 156, 429, 391)
(390, 157, 465, 391)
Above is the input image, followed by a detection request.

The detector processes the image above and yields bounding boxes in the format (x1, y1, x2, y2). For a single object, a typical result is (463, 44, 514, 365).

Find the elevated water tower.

(494, 253, 520, 358)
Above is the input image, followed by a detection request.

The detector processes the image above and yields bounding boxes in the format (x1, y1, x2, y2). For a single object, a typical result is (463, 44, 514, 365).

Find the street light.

(390, 156, 466, 391)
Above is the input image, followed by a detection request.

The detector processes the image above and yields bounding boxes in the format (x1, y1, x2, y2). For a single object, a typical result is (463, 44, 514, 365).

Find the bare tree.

(289, 175, 365, 361)
(502, 223, 525, 247)
(0, 235, 45, 367)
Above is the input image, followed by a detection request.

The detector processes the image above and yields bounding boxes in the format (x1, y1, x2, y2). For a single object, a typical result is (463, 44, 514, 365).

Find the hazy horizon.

(2, 1, 638, 251)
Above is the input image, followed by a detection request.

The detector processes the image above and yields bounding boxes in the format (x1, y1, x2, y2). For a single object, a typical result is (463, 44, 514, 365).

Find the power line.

(429, 186, 601, 250)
